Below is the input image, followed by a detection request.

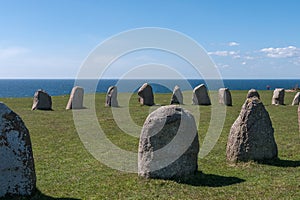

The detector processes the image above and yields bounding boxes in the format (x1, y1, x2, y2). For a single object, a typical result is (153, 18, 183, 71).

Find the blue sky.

(0, 0, 300, 79)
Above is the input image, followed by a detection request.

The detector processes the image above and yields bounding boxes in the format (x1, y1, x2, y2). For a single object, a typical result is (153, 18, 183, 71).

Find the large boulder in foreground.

(192, 84, 211, 105)
(226, 97, 278, 162)
(170, 85, 183, 105)
(272, 88, 285, 105)
(138, 105, 199, 179)
(31, 89, 52, 110)
(105, 86, 118, 107)
(66, 86, 84, 109)
(292, 92, 300, 106)
(0, 103, 36, 197)
(219, 88, 232, 106)
(138, 83, 154, 106)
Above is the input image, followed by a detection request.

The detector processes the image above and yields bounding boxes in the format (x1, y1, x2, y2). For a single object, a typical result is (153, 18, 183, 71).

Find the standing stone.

(247, 89, 260, 99)
(298, 104, 300, 132)
(292, 92, 300, 106)
(219, 88, 232, 106)
(226, 97, 278, 162)
(0, 103, 36, 197)
(105, 86, 118, 107)
(170, 85, 183, 105)
(272, 88, 285, 105)
(138, 83, 154, 106)
(138, 105, 199, 179)
(31, 89, 52, 110)
(192, 84, 211, 105)
(66, 86, 84, 109)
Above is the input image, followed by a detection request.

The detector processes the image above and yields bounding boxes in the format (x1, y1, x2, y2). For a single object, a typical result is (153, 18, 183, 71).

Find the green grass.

(1, 90, 300, 200)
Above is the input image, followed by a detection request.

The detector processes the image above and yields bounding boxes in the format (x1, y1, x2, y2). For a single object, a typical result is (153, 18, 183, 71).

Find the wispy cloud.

(228, 42, 240, 46)
(244, 56, 254, 60)
(220, 64, 230, 68)
(292, 59, 300, 65)
(208, 43, 300, 79)
(208, 51, 228, 56)
(208, 50, 240, 58)
(215, 63, 230, 69)
(260, 46, 300, 58)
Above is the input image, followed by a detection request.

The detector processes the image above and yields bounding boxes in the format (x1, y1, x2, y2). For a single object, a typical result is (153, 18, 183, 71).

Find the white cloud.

(292, 57, 300, 66)
(215, 63, 230, 69)
(228, 42, 240, 46)
(208, 50, 240, 58)
(208, 51, 228, 56)
(260, 46, 300, 58)
(230, 52, 240, 59)
(221, 64, 230, 68)
(244, 56, 254, 60)
(242, 61, 246, 65)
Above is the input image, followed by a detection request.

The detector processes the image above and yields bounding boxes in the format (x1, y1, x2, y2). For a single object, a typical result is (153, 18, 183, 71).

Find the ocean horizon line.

(1, 77, 300, 80)
(0, 79, 300, 98)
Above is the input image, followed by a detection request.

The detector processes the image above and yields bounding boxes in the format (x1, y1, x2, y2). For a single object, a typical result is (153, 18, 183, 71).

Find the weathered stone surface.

(105, 86, 119, 107)
(0, 103, 36, 197)
(292, 92, 300, 106)
(138, 83, 154, 106)
(298, 104, 300, 132)
(226, 97, 278, 162)
(138, 105, 199, 179)
(170, 85, 183, 105)
(192, 84, 211, 105)
(66, 86, 84, 109)
(31, 89, 52, 110)
(247, 89, 260, 99)
(219, 88, 232, 106)
(272, 88, 285, 105)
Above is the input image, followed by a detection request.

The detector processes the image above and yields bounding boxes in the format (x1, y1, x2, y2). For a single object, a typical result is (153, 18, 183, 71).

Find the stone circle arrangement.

(1, 83, 299, 197)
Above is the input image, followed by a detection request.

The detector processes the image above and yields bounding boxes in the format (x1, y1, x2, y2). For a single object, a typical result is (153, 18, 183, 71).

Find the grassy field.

(1, 90, 300, 200)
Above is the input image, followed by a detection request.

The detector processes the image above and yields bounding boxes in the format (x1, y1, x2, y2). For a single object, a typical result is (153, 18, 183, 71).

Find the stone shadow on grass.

(174, 171, 245, 187)
(257, 158, 300, 167)
(0, 188, 81, 200)
(70, 106, 87, 110)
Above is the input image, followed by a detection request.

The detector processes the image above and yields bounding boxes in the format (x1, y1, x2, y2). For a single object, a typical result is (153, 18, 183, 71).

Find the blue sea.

(0, 79, 299, 98)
